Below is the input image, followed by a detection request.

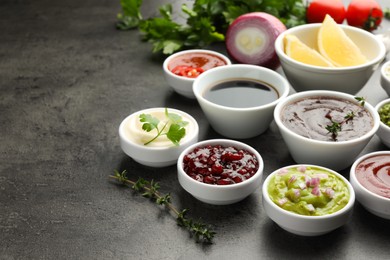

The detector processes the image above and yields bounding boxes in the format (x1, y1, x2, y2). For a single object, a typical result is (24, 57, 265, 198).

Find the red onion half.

(225, 12, 286, 69)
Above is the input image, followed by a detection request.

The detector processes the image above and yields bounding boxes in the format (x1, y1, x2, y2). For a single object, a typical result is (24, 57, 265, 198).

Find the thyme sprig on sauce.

(324, 97, 365, 141)
(109, 170, 216, 243)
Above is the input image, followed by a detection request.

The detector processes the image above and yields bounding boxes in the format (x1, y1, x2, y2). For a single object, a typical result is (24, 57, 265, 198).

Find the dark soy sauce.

(203, 78, 279, 108)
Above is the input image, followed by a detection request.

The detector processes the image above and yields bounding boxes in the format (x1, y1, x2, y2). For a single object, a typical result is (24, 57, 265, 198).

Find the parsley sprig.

(116, 0, 307, 54)
(140, 108, 188, 146)
(110, 170, 216, 243)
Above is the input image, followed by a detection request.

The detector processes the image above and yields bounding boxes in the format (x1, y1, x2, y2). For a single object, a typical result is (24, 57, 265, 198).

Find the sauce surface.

(203, 78, 279, 108)
(355, 154, 390, 199)
(168, 52, 227, 78)
(183, 145, 259, 185)
(268, 166, 350, 216)
(281, 96, 373, 141)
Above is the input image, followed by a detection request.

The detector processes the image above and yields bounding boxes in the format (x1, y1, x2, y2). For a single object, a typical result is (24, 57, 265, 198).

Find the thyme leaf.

(325, 120, 342, 141)
(324, 96, 366, 141)
(355, 96, 366, 107)
(109, 170, 215, 244)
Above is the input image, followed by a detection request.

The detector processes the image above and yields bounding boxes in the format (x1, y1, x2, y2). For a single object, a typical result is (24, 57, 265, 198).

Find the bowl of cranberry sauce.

(177, 139, 264, 205)
(350, 151, 390, 219)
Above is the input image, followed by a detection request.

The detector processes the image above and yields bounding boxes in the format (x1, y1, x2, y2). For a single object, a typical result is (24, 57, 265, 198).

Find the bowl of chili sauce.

(163, 49, 231, 99)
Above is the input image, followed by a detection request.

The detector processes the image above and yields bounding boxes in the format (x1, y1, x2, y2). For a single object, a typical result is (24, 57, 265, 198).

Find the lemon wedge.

(284, 34, 334, 67)
(318, 14, 367, 67)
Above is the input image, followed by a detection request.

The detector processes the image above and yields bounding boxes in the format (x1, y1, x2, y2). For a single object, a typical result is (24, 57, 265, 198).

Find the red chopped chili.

(171, 65, 204, 78)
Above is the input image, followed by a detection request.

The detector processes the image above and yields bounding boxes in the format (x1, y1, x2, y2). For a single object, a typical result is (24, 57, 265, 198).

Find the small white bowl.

(275, 23, 386, 94)
(274, 90, 380, 171)
(177, 139, 264, 205)
(193, 64, 290, 139)
(375, 98, 390, 148)
(163, 49, 231, 99)
(350, 151, 390, 219)
(380, 60, 390, 96)
(262, 164, 355, 236)
(119, 108, 199, 167)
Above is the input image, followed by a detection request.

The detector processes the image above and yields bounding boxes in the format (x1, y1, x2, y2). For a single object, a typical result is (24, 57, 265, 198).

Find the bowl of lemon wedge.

(275, 15, 386, 94)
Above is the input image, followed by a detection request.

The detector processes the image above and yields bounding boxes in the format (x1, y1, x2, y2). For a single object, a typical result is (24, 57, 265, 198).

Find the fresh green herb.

(355, 96, 366, 107)
(117, 0, 307, 54)
(379, 103, 390, 127)
(385, 8, 390, 20)
(325, 108, 359, 141)
(110, 170, 216, 243)
(344, 111, 355, 122)
(325, 120, 342, 141)
(139, 108, 188, 146)
(116, 0, 143, 30)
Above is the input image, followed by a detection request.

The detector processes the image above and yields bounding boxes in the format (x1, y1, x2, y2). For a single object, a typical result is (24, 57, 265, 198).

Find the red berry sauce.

(182, 145, 259, 185)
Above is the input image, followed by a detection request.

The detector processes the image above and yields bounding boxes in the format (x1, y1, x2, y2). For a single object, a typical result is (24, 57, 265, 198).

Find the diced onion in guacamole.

(267, 166, 350, 216)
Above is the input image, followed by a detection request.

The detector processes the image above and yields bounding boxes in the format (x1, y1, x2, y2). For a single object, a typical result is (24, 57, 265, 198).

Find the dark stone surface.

(1, 0, 389, 259)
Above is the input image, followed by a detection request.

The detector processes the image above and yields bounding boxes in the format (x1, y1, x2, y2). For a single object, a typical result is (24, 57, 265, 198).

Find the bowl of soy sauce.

(193, 64, 290, 139)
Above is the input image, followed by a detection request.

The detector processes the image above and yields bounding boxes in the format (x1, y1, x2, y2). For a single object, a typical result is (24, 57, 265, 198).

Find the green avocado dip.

(379, 103, 390, 127)
(267, 166, 350, 216)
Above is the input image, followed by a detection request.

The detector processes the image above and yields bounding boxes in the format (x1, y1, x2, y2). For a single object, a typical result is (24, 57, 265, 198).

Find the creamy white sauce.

(124, 109, 195, 147)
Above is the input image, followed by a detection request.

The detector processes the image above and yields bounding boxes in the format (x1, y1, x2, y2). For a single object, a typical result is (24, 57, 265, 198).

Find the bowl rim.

(192, 64, 290, 111)
(275, 23, 386, 71)
(274, 90, 380, 145)
(119, 107, 199, 151)
(375, 97, 390, 129)
(262, 164, 355, 219)
(350, 151, 390, 202)
(177, 138, 264, 189)
(380, 60, 390, 81)
(162, 49, 232, 82)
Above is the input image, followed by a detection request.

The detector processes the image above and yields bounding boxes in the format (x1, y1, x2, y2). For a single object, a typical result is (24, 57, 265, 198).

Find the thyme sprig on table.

(109, 170, 216, 243)
(324, 97, 365, 141)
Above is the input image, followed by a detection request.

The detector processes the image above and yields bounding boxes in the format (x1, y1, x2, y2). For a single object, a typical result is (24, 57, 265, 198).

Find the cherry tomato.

(346, 0, 383, 31)
(171, 65, 204, 78)
(306, 0, 346, 24)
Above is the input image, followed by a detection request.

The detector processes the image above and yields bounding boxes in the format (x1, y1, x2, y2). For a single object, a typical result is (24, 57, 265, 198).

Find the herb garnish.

(110, 170, 216, 243)
(116, 0, 307, 54)
(325, 120, 342, 141)
(140, 108, 188, 146)
(324, 97, 365, 141)
(355, 96, 366, 106)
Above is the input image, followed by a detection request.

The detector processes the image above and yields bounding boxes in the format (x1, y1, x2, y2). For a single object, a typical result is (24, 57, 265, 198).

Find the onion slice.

(225, 12, 286, 69)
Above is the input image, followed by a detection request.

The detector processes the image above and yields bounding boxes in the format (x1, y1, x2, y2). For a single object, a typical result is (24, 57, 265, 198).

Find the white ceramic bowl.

(262, 164, 355, 236)
(274, 90, 380, 171)
(163, 49, 231, 99)
(275, 23, 386, 94)
(380, 60, 390, 96)
(177, 139, 264, 205)
(375, 98, 390, 148)
(119, 107, 199, 167)
(193, 64, 290, 139)
(350, 151, 390, 219)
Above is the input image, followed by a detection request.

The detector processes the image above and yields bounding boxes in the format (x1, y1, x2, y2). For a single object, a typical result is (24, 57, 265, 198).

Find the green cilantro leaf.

(140, 108, 188, 146)
(166, 124, 186, 146)
(139, 113, 160, 132)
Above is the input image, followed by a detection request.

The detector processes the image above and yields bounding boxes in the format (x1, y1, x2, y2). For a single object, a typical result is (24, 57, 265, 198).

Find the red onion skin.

(225, 12, 286, 70)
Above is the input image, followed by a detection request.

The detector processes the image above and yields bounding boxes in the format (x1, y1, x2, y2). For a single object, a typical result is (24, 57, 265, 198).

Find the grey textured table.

(1, 0, 389, 259)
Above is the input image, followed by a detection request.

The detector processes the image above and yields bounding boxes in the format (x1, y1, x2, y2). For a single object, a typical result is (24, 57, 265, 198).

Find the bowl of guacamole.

(262, 164, 355, 236)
